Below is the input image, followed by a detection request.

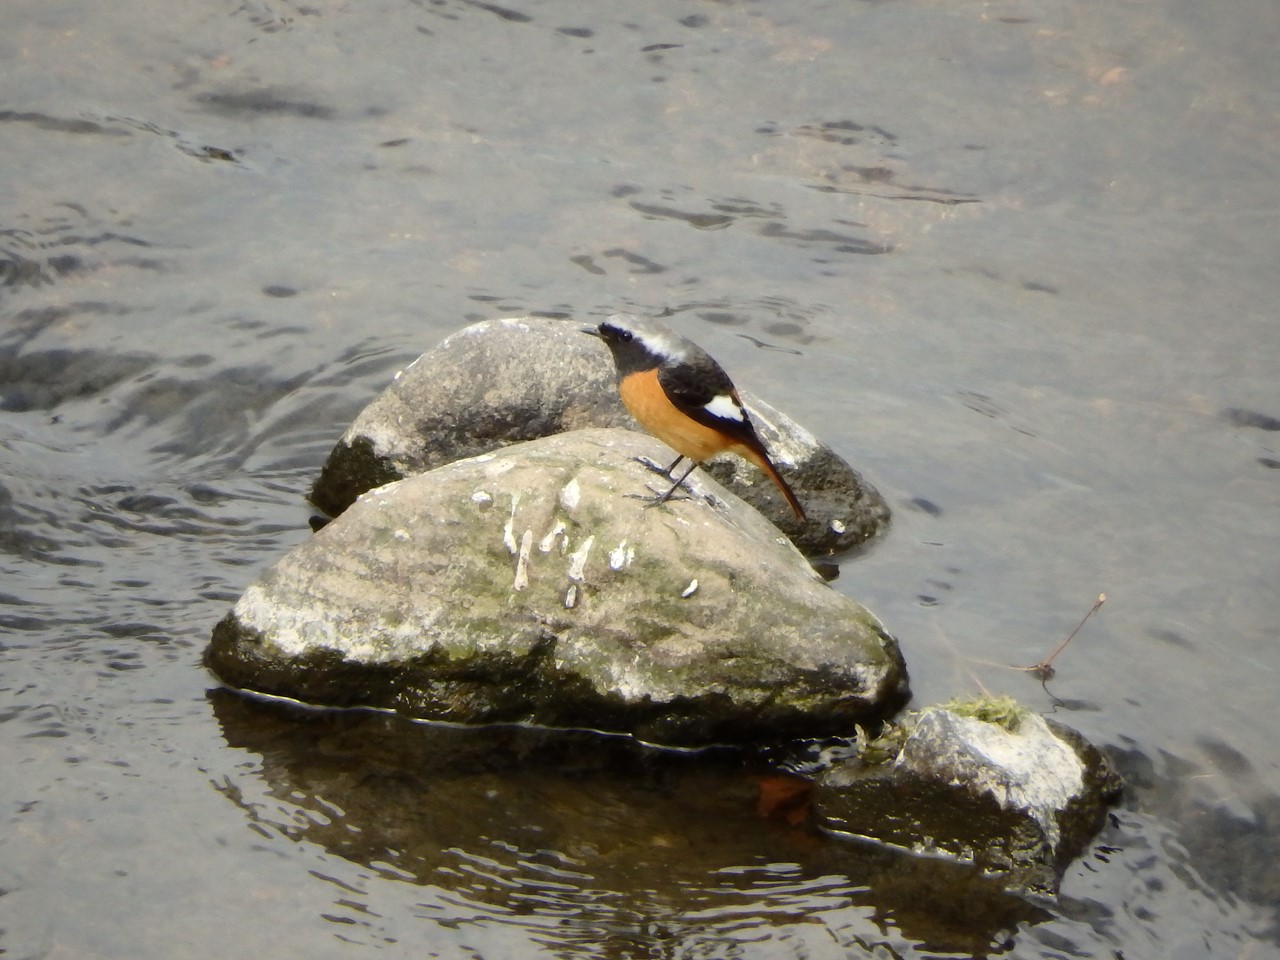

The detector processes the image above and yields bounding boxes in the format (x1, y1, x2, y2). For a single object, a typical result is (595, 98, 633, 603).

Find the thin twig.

(1014, 593, 1107, 683)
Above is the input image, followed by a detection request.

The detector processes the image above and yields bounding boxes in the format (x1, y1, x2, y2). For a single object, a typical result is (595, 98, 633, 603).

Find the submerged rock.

(211, 688, 1050, 955)
(813, 701, 1122, 895)
(308, 316, 889, 555)
(208, 428, 909, 747)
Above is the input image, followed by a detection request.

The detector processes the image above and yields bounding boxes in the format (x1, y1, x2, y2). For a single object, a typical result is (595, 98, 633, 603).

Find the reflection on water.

(205, 688, 1280, 956)
(209, 690, 1046, 956)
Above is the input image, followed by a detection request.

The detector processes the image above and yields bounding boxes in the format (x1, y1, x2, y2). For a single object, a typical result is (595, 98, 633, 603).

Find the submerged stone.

(208, 428, 909, 747)
(813, 702, 1122, 895)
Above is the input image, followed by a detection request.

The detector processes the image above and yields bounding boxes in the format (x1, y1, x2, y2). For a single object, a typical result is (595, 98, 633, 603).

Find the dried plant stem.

(1016, 593, 1107, 682)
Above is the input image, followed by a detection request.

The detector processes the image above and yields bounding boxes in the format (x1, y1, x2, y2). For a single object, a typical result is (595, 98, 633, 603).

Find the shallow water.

(2, 0, 1278, 957)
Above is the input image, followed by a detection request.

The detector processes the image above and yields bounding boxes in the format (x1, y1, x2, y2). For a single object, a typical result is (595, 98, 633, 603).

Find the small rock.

(308, 316, 889, 555)
(813, 702, 1121, 895)
(208, 428, 910, 747)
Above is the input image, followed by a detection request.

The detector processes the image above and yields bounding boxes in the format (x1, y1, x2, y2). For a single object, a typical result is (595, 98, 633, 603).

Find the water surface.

(2, 0, 1278, 957)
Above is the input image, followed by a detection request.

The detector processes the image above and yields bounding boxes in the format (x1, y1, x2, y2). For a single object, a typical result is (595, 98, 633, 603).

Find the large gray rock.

(309, 316, 889, 556)
(209, 428, 909, 746)
(813, 702, 1122, 895)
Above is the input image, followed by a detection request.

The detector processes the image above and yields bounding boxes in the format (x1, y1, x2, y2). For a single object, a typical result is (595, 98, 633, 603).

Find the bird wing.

(657, 359, 760, 447)
(656, 356, 807, 522)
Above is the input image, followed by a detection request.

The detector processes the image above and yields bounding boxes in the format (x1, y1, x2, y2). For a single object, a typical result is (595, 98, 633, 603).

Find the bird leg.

(625, 459, 701, 507)
(646, 460, 700, 508)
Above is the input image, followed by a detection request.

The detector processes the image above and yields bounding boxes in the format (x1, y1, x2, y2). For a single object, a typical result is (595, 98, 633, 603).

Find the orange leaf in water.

(756, 775, 813, 826)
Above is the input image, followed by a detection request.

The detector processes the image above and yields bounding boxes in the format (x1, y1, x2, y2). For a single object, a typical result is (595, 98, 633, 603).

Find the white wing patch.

(703, 393, 746, 422)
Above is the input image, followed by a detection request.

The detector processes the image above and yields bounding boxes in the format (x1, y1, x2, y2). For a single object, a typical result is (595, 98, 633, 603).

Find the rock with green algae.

(207, 428, 909, 747)
(813, 700, 1122, 896)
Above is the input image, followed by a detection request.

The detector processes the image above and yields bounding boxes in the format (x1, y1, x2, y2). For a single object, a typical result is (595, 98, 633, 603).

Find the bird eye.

(618, 330, 633, 342)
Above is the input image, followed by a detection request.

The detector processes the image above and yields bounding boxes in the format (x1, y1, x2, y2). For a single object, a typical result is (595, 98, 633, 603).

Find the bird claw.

(627, 484, 720, 511)
(626, 485, 693, 506)
(640, 496, 681, 509)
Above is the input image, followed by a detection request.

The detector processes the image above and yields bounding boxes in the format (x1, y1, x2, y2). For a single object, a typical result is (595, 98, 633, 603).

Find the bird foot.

(627, 484, 721, 511)
(626, 486, 694, 507)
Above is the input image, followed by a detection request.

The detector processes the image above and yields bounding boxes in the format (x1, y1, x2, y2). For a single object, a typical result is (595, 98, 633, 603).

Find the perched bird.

(584, 314, 806, 521)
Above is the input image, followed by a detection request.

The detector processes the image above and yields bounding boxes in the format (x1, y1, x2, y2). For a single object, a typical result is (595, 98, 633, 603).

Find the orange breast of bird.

(618, 368, 734, 463)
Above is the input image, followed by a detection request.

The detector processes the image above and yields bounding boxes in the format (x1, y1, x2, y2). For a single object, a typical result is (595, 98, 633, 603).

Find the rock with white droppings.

(538, 520, 566, 553)
(512, 530, 534, 591)
(558, 478, 581, 510)
(608, 540, 633, 571)
(566, 535, 593, 582)
(308, 316, 889, 556)
(207, 428, 909, 747)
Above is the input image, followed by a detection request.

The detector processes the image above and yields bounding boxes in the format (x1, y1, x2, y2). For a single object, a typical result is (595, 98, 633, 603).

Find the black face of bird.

(581, 321, 653, 377)
(581, 321, 632, 347)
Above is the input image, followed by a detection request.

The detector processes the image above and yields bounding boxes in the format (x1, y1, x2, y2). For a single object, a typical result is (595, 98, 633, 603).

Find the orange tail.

(738, 445, 807, 522)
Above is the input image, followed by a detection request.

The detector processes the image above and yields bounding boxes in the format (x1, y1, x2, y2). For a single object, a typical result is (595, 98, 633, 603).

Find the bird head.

(582, 315, 689, 370)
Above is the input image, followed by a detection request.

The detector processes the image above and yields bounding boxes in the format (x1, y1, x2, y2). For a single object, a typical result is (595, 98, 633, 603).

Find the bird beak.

(580, 325, 603, 338)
